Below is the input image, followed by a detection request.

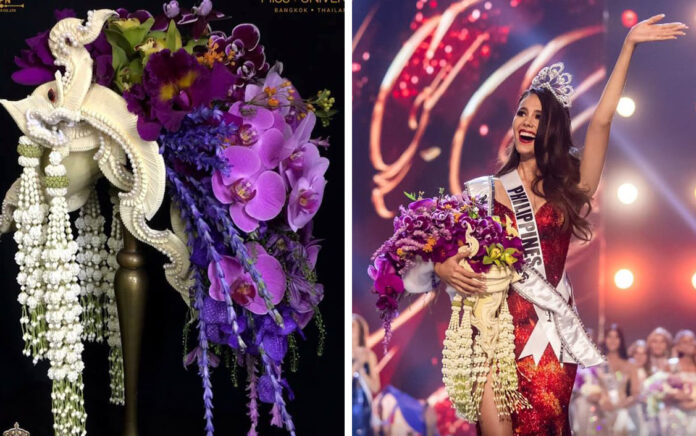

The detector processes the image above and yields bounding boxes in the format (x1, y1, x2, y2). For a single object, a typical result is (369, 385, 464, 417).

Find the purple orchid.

(179, 0, 226, 39)
(152, 1, 187, 31)
(212, 146, 286, 233)
(287, 176, 326, 232)
(244, 68, 298, 115)
(281, 112, 329, 186)
(227, 102, 293, 169)
(126, 48, 236, 140)
(206, 25, 269, 80)
(252, 307, 298, 363)
(116, 8, 154, 23)
(199, 295, 248, 348)
(206, 243, 285, 315)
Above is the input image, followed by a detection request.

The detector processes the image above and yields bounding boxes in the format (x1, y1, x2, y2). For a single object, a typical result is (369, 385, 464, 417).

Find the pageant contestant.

(660, 329, 696, 435)
(647, 327, 674, 374)
(597, 325, 640, 435)
(403, 14, 686, 436)
(628, 339, 651, 435)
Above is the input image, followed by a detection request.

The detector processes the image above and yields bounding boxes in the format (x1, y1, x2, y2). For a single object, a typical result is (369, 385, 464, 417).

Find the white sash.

(494, 171, 603, 367)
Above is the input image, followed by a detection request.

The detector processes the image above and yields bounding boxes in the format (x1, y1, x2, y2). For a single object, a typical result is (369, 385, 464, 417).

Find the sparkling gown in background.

(353, 363, 374, 436)
(494, 200, 578, 435)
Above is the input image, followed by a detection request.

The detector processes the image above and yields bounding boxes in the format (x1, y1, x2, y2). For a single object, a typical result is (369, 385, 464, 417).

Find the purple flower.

(375, 274, 404, 297)
(287, 175, 326, 232)
(207, 243, 285, 315)
(281, 112, 329, 186)
(257, 374, 294, 404)
(408, 198, 436, 211)
(368, 256, 396, 282)
(164, 1, 181, 18)
(116, 8, 154, 23)
(184, 346, 221, 368)
(152, 1, 188, 31)
(376, 294, 398, 311)
(179, 0, 226, 39)
(88, 32, 114, 86)
(212, 146, 286, 232)
(128, 48, 236, 139)
(228, 102, 292, 169)
(206, 24, 269, 81)
(11, 9, 77, 86)
(245, 69, 298, 115)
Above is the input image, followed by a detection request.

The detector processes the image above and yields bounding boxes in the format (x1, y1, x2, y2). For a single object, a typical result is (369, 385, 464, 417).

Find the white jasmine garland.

(104, 194, 124, 405)
(13, 137, 49, 361)
(75, 189, 109, 343)
(42, 150, 87, 436)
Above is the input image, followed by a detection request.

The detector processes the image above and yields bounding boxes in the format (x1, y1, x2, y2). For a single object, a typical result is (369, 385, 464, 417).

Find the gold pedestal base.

(114, 226, 147, 436)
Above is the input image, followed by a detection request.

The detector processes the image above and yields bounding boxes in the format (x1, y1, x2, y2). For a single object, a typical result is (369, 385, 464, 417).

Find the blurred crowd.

(570, 326, 696, 436)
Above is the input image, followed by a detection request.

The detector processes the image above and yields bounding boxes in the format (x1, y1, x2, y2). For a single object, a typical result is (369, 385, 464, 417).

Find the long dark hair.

(496, 88, 593, 241)
(352, 313, 368, 347)
(601, 323, 628, 360)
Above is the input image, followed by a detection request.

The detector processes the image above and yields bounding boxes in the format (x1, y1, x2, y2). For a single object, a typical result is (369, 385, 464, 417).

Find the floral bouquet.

(10, 2, 333, 435)
(369, 191, 529, 422)
(644, 371, 696, 417)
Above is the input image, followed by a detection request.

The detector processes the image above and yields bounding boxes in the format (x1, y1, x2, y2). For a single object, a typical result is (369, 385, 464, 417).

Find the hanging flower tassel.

(75, 189, 108, 343)
(104, 193, 124, 405)
(246, 355, 260, 436)
(492, 299, 530, 418)
(260, 348, 296, 436)
(13, 136, 49, 362)
(42, 149, 87, 436)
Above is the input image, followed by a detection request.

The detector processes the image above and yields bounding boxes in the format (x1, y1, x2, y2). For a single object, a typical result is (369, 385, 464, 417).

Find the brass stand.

(114, 226, 147, 436)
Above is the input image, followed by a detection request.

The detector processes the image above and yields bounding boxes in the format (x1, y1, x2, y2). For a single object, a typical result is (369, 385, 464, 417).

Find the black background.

(0, 1, 344, 435)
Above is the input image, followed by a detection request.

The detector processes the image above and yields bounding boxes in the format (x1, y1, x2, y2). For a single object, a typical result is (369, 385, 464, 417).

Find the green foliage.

(105, 17, 185, 91)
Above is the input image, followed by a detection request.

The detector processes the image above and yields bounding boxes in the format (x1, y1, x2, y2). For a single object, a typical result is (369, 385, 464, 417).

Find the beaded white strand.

(75, 189, 108, 343)
(104, 193, 124, 405)
(13, 136, 49, 362)
(42, 149, 87, 436)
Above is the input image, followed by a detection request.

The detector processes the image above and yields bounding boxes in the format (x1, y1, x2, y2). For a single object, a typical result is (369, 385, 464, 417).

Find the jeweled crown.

(530, 62, 574, 108)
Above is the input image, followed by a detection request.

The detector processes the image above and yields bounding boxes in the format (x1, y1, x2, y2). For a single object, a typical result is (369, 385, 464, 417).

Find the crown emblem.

(530, 62, 574, 108)
(3, 423, 30, 436)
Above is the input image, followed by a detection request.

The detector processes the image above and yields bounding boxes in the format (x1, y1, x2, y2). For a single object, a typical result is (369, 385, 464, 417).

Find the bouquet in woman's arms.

(368, 190, 530, 422)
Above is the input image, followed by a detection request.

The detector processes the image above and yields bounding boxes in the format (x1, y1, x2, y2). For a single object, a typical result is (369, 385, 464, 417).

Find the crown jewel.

(530, 62, 574, 108)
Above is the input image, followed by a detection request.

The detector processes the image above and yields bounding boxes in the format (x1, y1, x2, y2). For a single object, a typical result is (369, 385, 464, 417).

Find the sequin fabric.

(495, 200, 577, 436)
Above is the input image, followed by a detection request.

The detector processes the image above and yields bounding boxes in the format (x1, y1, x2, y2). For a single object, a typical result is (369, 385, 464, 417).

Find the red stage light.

(622, 10, 638, 28)
(479, 124, 489, 136)
(352, 62, 361, 73)
(510, 0, 519, 7)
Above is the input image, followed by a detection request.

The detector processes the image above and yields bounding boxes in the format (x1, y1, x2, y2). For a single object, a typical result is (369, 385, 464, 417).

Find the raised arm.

(580, 14, 687, 196)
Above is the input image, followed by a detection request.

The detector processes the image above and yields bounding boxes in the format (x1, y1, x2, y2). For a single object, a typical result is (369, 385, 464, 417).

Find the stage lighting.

(692, 272, 696, 290)
(615, 269, 634, 289)
(479, 124, 489, 136)
(617, 97, 636, 117)
(617, 183, 638, 204)
(622, 10, 638, 28)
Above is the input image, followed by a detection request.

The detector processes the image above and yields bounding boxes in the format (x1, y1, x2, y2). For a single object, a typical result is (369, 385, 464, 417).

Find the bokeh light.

(617, 183, 638, 205)
(692, 272, 696, 290)
(615, 269, 635, 289)
(622, 10, 638, 28)
(617, 97, 636, 117)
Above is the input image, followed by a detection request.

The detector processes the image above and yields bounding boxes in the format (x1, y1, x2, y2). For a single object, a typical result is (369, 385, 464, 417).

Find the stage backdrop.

(353, 0, 696, 428)
(0, 1, 344, 435)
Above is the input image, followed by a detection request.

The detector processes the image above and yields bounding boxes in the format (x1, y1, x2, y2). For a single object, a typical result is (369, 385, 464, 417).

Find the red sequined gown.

(494, 200, 577, 436)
